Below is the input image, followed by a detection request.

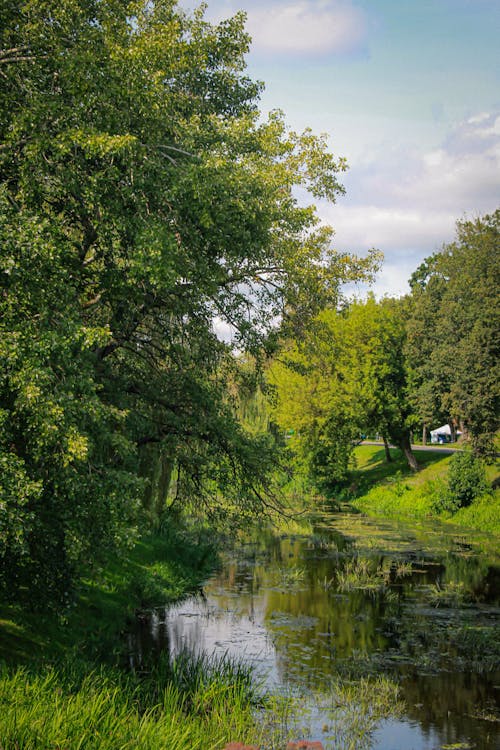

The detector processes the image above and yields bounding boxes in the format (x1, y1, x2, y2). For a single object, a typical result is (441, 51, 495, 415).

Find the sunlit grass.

(350, 446, 500, 541)
(0, 651, 289, 750)
(353, 445, 450, 486)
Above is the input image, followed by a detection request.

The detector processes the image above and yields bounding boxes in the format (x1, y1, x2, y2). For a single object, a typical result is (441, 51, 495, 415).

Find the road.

(361, 440, 461, 455)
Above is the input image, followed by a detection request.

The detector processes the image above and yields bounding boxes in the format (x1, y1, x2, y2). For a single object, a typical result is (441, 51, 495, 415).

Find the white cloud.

(343, 262, 413, 299)
(321, 111, 500, 296)
(245, 1, 368, 56)
(397, 115, 500, 212)
(329, 205, 457, 253)
(467, 112, 490, 125)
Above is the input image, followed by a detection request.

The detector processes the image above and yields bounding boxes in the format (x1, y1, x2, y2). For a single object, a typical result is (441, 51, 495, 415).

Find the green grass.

(0, 522, 218, 665)
(348, 445, 500, 539)
(352, 445, 452, 488)
(0, 651, 286, 750)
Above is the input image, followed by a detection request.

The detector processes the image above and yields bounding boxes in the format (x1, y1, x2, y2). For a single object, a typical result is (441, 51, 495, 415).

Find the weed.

(425, 581, 473, 608)
(289, 675, 403, 750)
(394, 560, 413, 578)
(335, 557, 387, 593)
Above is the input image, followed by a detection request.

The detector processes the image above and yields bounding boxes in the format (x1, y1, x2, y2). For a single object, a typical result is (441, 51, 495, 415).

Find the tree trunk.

(399, 432, 419, 472)
(154, 453, 174, 518)
(422, 423, 428, 446)
(448, 422, 457, 443)
(138, 444, 174, 518)
(459, 419, 468, 443)
(382, 435, 393, 462)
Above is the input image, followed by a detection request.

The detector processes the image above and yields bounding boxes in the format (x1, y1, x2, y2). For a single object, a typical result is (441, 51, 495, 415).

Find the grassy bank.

(348, 445, 500, 538)
(0, 650, 283, 750)
(0, 521, 218, 666)
(0, 521, 290, 749)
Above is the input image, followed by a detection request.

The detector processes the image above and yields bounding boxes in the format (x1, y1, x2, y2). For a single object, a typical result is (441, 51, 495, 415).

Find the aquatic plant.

(394, 559, 413, 578)
(425, 581, 473, 608)
(307, 534, 339, 552)
(335, 557, 388, 593)
(275, 566, 307, 588)
(288, 675, 403, 750)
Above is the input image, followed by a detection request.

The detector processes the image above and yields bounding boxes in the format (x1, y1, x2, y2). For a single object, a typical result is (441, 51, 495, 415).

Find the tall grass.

(0, 651, 286, 750)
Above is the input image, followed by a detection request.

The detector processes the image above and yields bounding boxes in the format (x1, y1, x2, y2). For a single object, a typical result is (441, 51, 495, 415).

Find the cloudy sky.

(181, 0, 500, 297)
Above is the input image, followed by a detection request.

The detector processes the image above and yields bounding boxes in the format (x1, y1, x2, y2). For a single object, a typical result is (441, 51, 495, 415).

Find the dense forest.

(0, 0, 498, 617)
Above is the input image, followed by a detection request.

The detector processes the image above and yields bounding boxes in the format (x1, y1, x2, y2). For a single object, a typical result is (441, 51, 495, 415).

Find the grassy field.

(348, 445, 500, 537)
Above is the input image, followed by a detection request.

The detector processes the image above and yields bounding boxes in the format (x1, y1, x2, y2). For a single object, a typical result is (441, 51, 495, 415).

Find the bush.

(443, 452, 489, 512)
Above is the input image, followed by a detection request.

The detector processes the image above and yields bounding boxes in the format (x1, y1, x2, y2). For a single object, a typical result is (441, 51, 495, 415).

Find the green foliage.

(431, 452, 490, 515)
(270, 295, 418, 493)
(1, 0, 374, 607)
(406, 211, 500, 457)
(446, 452, 489, 510)
(309, 414, 359, 492)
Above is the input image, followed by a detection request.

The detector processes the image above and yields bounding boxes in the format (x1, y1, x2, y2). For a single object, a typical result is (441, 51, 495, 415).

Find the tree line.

(269, 211, 499, 493)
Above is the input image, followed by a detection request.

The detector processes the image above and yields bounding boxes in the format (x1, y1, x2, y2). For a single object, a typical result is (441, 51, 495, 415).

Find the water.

(128, 512, 500, 749)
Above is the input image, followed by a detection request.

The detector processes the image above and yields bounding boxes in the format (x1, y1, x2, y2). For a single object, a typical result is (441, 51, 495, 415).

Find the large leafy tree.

(0, 0, 371, 604)
(270, 320, 361, 492)
(406, 211, 499, 457)
(270, 295, 418, 495)
(335, 296, 418, 470)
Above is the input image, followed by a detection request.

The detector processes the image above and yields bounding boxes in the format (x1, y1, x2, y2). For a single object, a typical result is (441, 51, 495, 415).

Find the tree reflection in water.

(127, 513, 500, 749)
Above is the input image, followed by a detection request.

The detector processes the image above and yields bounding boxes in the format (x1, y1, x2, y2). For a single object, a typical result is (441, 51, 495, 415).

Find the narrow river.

(128, 511, 500, 749)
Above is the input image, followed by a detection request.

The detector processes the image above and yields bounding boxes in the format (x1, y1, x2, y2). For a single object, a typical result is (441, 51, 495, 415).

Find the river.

(128, 511, 500, 749)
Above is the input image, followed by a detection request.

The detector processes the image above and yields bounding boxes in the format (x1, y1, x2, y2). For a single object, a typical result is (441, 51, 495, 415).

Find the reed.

(0, 651, 287, 750)
(335, 557, 388, 593)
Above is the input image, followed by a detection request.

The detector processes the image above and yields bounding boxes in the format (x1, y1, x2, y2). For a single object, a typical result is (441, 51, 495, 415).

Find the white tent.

(430, 424, 461, 443)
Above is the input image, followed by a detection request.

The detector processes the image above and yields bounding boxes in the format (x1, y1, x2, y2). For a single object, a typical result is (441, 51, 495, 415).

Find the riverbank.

(0, 521, 218, 665)
(0, 522, 288, 749)
(348, 445, 500, 541)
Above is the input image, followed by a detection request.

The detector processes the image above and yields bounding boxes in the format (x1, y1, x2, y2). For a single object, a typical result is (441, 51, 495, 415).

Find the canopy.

(430, 424, 453, 436)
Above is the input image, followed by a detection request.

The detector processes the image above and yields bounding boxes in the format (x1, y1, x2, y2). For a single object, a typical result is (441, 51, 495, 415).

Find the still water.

(129, 512, 500, 749)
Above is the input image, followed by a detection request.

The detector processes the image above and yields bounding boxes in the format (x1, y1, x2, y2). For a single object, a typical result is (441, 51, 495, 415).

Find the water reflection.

(128, 513, 500, 749)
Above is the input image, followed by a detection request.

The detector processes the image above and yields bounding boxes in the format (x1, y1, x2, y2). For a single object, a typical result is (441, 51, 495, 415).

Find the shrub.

(444, 452, 489, 512)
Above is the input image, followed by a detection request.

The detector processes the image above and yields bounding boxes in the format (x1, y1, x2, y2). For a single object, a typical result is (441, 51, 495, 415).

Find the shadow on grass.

(0, 525, 218, 667)
(351, 446, 450, 496)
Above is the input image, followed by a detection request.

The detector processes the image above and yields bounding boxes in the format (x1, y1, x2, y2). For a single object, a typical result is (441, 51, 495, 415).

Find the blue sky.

(181, 0, 500, 296)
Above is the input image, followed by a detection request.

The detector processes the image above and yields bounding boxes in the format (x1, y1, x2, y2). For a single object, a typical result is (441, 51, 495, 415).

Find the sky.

(180, 0, 500, 297)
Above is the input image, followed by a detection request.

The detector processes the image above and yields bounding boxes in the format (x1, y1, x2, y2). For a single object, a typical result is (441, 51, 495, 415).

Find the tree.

(1, 0, 372, 605)
(270, 325, 361, 492)
(270, 295, 418, 494)
(406, 211, 500, 457)
(337, 296, 419, 471)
